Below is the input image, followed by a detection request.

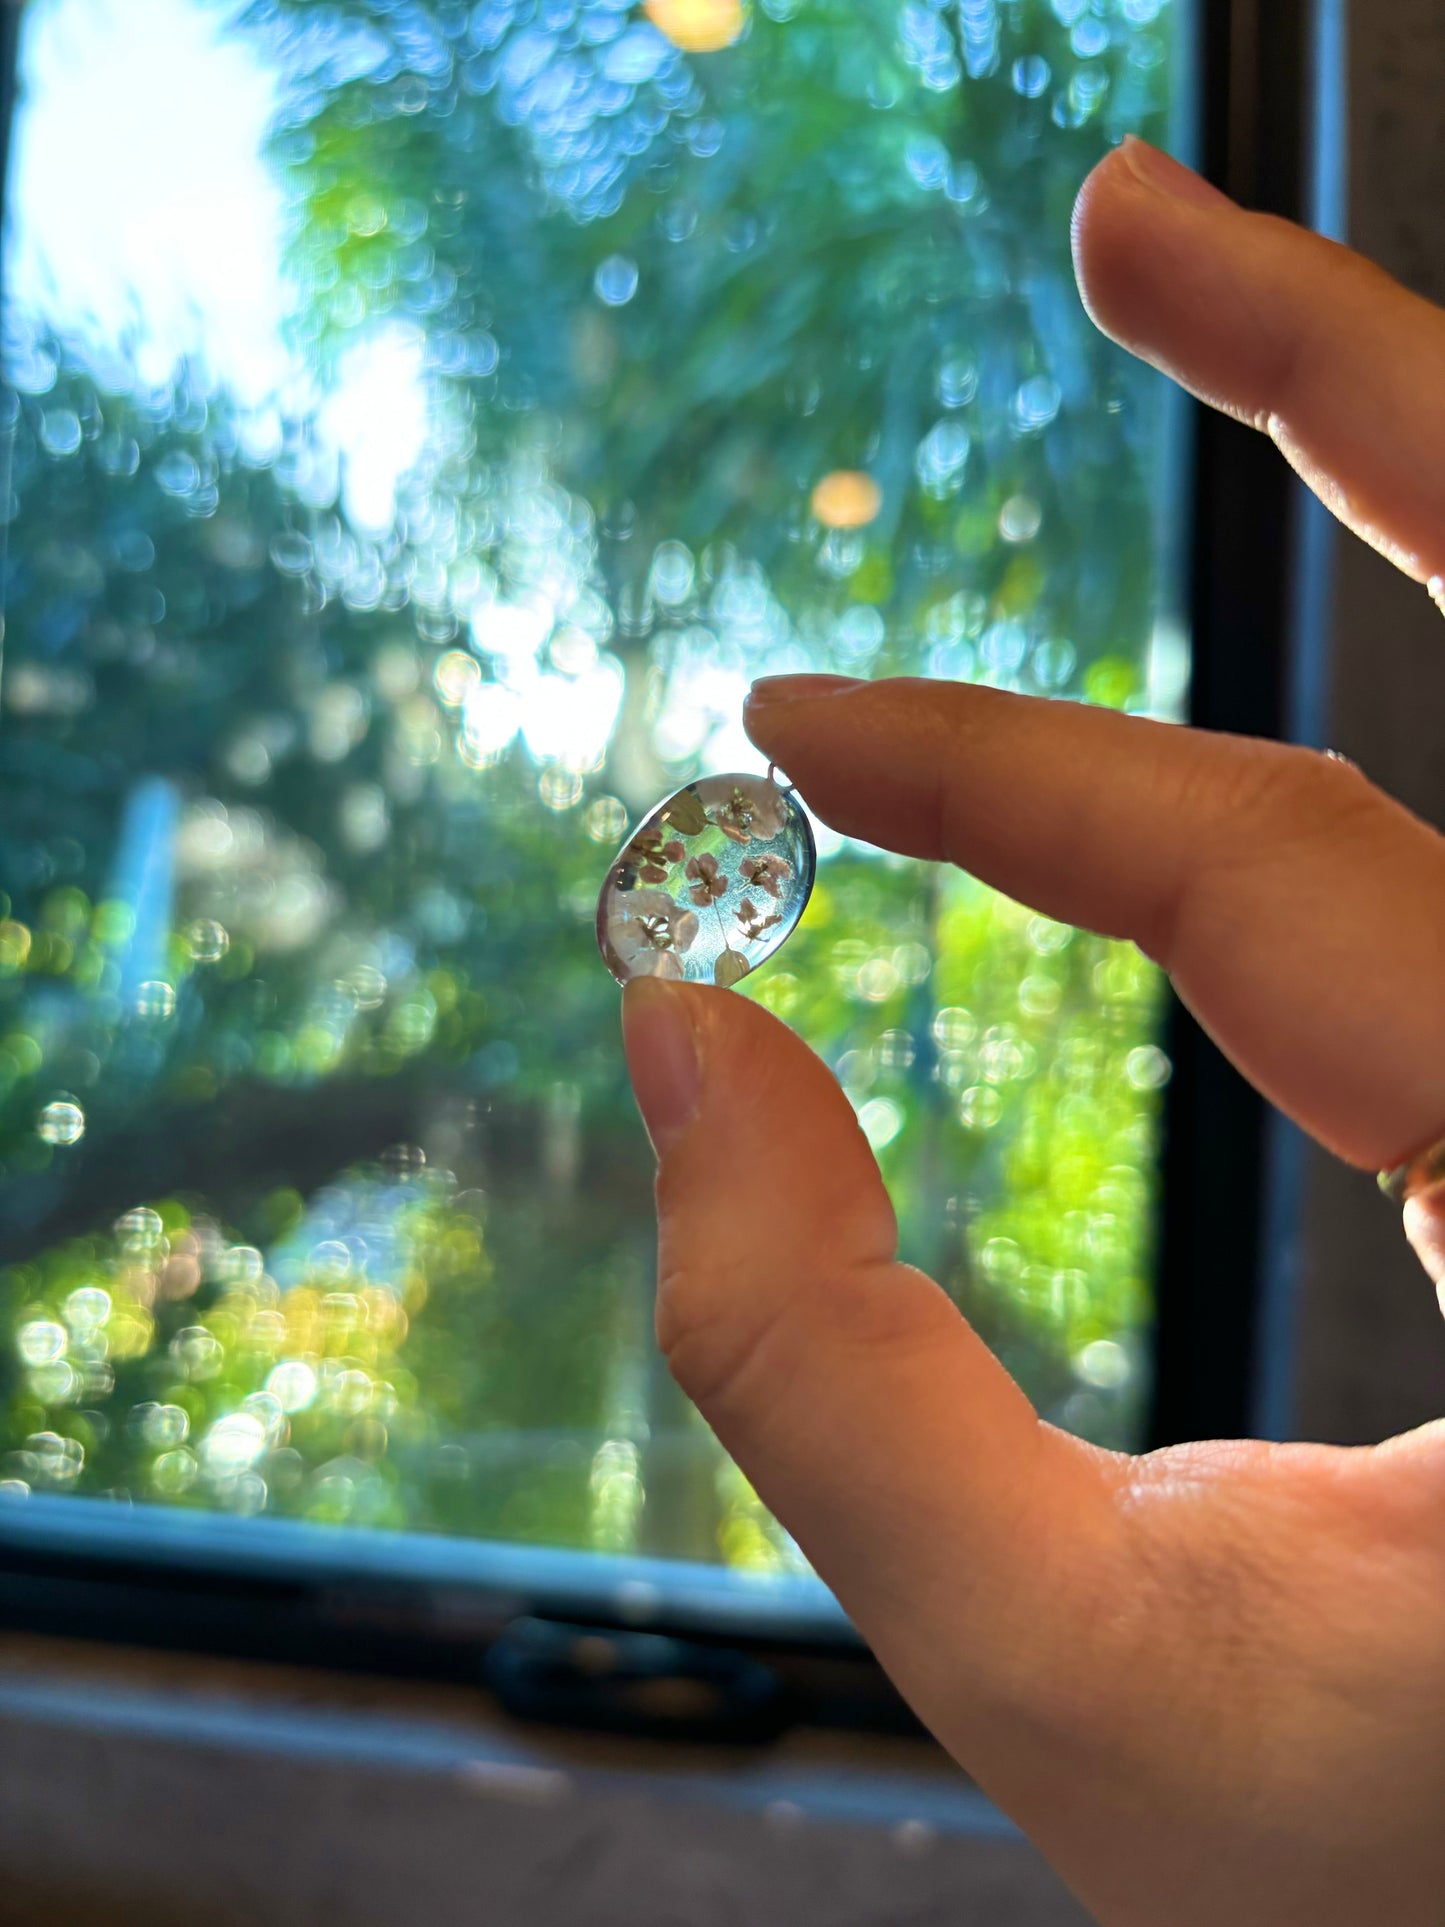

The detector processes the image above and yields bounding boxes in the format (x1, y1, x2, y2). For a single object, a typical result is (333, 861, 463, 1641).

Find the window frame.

(1148, 0, 1334, 1449)
(0, 0, 1328, 1738)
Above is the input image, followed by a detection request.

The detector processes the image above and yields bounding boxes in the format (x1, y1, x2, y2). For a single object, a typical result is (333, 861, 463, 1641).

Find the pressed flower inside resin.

(597, 772, 816, 988)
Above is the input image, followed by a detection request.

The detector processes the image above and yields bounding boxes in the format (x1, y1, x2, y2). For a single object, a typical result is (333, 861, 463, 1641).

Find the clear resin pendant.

(597, 771, 816, 988)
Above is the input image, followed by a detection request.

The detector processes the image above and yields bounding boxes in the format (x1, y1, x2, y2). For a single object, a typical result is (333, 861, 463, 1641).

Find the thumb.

(621, 974, 1117, 1725)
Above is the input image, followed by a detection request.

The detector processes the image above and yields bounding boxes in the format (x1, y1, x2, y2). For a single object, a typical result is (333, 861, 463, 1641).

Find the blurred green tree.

(0, 0, 1179, 1562)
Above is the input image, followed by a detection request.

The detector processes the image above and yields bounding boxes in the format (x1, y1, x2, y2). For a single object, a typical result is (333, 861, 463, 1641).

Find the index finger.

(745, 674, 1445, 1171)
(1075, 140, 1445, 594)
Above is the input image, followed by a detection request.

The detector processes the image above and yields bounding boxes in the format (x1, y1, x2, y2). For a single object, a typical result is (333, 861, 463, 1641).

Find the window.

(0, 0, 1199, 1640)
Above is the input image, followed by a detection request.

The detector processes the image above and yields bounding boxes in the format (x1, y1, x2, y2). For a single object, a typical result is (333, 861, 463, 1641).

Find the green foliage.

(0, 0, 1182, 1566)
(249, 0, 1171, 662)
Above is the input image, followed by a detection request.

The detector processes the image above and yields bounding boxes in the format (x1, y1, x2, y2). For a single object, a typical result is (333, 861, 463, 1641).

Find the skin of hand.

(620, 137, 1445, 1927)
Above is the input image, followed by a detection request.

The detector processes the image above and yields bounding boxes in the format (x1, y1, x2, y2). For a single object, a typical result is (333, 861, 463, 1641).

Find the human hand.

(621, 140, 1445, 1926)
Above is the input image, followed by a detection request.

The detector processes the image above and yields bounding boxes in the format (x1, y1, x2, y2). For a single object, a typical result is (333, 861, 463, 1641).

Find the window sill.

(0, 1633, 1088, 1925)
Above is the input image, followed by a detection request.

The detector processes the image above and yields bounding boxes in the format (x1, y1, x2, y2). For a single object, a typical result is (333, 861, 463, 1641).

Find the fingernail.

(747, 674, 863, 709)
(622, 977, 702, 1158)
(1403, 1185, 1445, 1293)
(1119, 135, 1236, 214)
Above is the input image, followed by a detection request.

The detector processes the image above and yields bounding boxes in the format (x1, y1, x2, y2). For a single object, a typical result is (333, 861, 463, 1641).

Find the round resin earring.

(596, 769, 816, 988)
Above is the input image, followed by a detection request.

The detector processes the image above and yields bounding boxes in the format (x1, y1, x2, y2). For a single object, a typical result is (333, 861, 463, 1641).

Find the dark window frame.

(1149, 0, 1335, 1449)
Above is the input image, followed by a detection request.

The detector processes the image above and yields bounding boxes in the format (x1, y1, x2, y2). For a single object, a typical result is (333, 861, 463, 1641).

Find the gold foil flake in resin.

(597, 772, 815, 988)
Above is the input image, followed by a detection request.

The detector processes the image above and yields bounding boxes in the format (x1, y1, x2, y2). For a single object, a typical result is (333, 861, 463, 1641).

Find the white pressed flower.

(608, 887, 700, 978)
